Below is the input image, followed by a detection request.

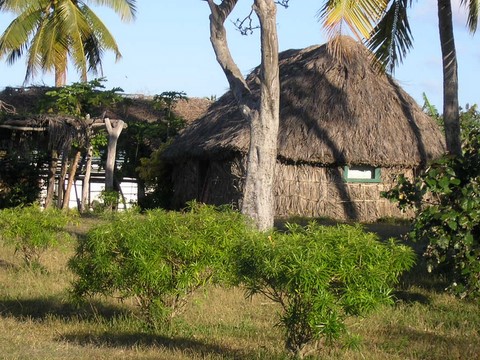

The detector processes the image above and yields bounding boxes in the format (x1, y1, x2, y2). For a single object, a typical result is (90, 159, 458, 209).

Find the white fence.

(40, 177, 139, 210)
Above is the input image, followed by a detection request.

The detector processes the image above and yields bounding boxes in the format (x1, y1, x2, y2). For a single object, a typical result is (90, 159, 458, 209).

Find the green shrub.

(232, 222, 415, 358)
(383, 109, 480, 299)
(385, 155, 480, 298)
(0, 205, 75, 267)
(97, 189, 121, 212)
(69, 203, 252, 329)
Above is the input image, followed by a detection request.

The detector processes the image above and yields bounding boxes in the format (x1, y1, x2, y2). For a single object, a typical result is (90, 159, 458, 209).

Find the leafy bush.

(232, 222, 415, 358)
(68, 204, 414, 352)
(134, 91, 188, 210)
(41, 78, 123, 117)
(385, 157, 480, 298)
(0, 206, 75, 267)
(384, 106, 480, 299)
(69, 203, 252, 329)
(97, 189, 122, 212)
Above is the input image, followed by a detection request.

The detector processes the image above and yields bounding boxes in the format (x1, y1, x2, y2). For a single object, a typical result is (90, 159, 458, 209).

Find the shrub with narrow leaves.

(232, 222, 415, 358)
(0, 205, 75, 267)
(69, 203, 252, 329)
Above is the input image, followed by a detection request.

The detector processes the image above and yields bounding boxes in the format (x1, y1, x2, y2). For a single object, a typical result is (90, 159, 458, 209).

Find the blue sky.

(0, 0, 479, 110)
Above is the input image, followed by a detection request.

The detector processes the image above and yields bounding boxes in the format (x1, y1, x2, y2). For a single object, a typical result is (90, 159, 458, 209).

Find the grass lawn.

(0, 216, 479, 359)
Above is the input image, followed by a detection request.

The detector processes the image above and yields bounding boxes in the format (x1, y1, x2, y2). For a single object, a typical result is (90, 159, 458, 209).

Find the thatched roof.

(0, 87, 212, 124)
(164, 37, 446, 167)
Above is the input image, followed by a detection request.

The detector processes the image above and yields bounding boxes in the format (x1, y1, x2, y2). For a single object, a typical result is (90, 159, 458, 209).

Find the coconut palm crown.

(0, 0, 136, 86)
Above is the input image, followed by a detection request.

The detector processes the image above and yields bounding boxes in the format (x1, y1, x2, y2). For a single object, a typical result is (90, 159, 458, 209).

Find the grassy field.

(0, 217, 479, 359)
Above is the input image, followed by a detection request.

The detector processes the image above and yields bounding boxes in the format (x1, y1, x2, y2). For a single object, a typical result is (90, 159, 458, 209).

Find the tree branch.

(275, 0, 289, 7)
(234, 8, 260, 35)
(206, 0, 254, 109)
(233, 1, 289, 35)
(0, 125, 46, 131)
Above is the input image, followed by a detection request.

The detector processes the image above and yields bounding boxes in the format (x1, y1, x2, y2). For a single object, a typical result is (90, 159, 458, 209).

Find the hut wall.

(171, 160, 201, 209)
(171, 157, 242, 209)
(172, 158, 413, 222)
(274, 163, 414, 222)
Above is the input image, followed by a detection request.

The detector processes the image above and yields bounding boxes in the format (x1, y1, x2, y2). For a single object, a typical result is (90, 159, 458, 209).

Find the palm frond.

(82, 34, 103, 74)
(366, 0, 413, 72)
(461, 0, 479, 32)
(82, 4, 121, 60)
(0, 0, 44, 13)
(24, 16, 50, 83)
(0, 7, 42, 55)
(5, 46, 24, 64)
(56, 0, 91, 81)
(1, 0, 135, 84)
(39, 15, 66, 74)
(318, 0, 388, 40)
(83, 0, 136, 21)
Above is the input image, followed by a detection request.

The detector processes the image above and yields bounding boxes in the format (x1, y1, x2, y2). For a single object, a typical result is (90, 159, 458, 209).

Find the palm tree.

(0, 0, 136, 86)
(320, 0, 479, 156)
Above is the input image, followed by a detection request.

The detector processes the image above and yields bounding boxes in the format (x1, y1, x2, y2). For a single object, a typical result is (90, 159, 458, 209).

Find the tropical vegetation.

(0, 0, 136, 86)
(67, 203, 414, 357)
(384, 105, 480, 299)
(370, 0, 461, 155)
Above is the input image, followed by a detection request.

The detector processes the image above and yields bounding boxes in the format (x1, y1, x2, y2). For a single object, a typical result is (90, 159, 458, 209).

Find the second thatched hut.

(163, 37, 446, 221)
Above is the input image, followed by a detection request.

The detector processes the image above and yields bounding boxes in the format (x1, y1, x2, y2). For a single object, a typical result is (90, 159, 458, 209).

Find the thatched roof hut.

(164, 37, 446, 221)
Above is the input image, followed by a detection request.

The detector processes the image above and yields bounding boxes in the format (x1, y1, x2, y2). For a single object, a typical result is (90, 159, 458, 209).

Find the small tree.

(69, 203, 252, 329)
(233, 222, 415, 358)
(134, 91, 187, 209)
(383, 105, 480, 299)
(41, 79, 123, 211)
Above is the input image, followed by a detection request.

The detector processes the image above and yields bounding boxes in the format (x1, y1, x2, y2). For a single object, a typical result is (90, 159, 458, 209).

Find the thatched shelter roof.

(0, 87, 212, 124)
(164, 37, 446, 167)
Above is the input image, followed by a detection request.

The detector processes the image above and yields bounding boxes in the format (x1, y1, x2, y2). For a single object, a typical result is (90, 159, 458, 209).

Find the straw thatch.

(0, 87, 212, 124)
(164, 37, 444, 166)
(164, 37, 446, 221)
(0, 87, 212, 152)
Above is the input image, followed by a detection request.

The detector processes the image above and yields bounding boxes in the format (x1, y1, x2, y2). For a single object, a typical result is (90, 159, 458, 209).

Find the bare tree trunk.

(207, 0, 280, 230)
(241, 0, 280, 230)
(105, 118, 125, 191)
(57, 151, 69, 208)
(438, 0, 461, 156)
(80, 145, 93, 213)
(44, 149, 58, 209)
(62, 150, 82, 210)
(137, 177, 146, 206)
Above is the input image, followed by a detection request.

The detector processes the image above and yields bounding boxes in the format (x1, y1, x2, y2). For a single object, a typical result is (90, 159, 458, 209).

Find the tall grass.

(0, 217, 478, 359)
